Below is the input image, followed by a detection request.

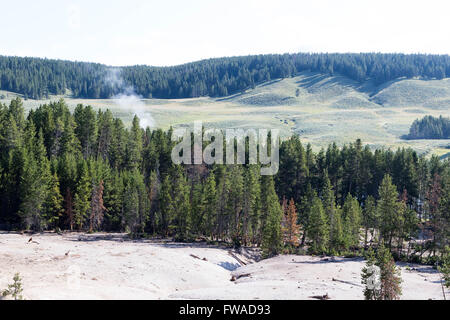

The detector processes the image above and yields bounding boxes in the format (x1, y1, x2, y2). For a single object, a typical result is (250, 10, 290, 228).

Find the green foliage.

(377, 175, 402, 249)
(362, 196, 377, 247)
(43, 172, 64, 229)
(261, 176, 283, 258)
(172, 168, 191, 241)
(377, 245, 402, 300)
(203, 171, 217, 238)
(159, 174, 174, 236)
(244, 165, 261, 245)
(18, 125, 51, 230)
(122, 169, 148, 236)
(342, 194, 362, 249)
(73, 161, 91, 230)
(307, 195, 329, 254)
(439, 246, 450, 289)
(2, 273, 24, 300)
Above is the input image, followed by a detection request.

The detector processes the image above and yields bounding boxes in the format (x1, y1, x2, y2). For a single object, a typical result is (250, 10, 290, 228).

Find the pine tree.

(298, 184, 315, 246)
(43, 172, 64, 229)
(203, 171, 217, 239)
(378, 174, 402, 249)
(159, 174, 174, 236)
(322, 170, 342, 252)
(342, 194, 362, 250)
(190, 175, 205, 236)
(362, 245, 402, 300)
(96, 109, 114, 161)
(172, 168, 191, 240)
(89, 179, 106, 232)
(122, 169, 148, 236)
(426, 173, 446, 255)
(147, 170, 160, 234)
(362, 195, 377, 248)
(377, 245, 402, 300)
(64, 187, 74, 230)
(439, 170, 450, 253)
(126, 115, 143, 170)
(60, 115, 81, 156)
(18, 126, 51, 230)
(329, 207, 345, 254)
(244, 164, 261, 245)
(438, 246, 450, 289)
(361, 247, 380, 300)
(282, 198, 300, 247)
(74, 104, 97, 158)
(307, 195, 329, 254)
(399, 189, 419, 258)
(73, 160, 91, 230)
(103, 170, 123, 231)
(261, 176, 283, 258)
(215, 165, 231, 241)
(229, 165, 244, 247)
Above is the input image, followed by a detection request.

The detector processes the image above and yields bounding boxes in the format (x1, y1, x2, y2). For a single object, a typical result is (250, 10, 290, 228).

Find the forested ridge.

(406, 115, 450, 139)
(1, 53, 449, 99)
(0, 98, 449, 260)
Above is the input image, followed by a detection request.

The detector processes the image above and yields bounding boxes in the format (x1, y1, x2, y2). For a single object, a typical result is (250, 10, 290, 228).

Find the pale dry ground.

(0, 232, 447, 300)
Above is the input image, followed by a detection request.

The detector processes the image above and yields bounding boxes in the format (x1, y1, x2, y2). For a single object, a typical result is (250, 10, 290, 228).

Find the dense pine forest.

(1, 53, 450, 99)
(0, 98, 449, 261)
(406, 115, 450, 139)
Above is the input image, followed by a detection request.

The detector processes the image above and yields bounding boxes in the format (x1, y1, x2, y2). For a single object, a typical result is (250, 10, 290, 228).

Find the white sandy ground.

(0, 232, 448, 300)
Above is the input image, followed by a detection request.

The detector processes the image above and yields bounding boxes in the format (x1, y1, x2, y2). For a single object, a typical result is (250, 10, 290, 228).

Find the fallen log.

(309, 293, 330, 300)
(228, 250, 246, 266)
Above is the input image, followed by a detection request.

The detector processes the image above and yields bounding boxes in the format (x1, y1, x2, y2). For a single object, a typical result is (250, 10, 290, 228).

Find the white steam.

(106, 68, 155, 129)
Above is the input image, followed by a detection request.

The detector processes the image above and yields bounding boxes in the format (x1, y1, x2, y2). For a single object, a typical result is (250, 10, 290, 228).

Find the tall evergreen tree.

(122, 169, 148, 236)
(73, 160, 91, 230)
(307, 195, 329, 254)
(342, 194, 362, 249)
(261, 176, 283, 258)
(203, 170, 218, 239)
(377, 174, 402, 249)
(282, 198, 300, 247)
(18, 126, 51, 230)
(43, 172, 64, 229)
(362, 195, 377, 248)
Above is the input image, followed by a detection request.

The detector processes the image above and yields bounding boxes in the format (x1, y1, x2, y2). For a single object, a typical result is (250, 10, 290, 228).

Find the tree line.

(1, 53, 449, 99)
(406, 115, 450, 139)
(0, 98, 449, 261)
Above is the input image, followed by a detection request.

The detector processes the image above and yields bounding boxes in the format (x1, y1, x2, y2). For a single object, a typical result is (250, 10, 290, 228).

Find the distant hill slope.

(221, 72, 450, 110)
(0, 53, 449, 100)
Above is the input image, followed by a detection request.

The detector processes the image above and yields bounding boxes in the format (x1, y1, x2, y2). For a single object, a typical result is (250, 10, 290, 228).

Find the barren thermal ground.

(0, 232, 447, 300)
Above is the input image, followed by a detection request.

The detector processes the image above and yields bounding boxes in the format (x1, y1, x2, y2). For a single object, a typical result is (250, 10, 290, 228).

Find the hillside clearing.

(2, 72, 449, 156)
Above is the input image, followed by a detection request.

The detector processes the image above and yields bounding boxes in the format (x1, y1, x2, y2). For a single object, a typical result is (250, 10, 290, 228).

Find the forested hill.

(1, 53, 450, 100)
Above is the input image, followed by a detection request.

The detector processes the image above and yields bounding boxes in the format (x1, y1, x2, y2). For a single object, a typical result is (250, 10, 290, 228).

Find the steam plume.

(105, 68, 155, 129)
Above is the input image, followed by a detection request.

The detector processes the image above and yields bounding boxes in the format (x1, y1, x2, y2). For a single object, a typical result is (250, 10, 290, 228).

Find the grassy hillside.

(1, 72, 449, 156)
